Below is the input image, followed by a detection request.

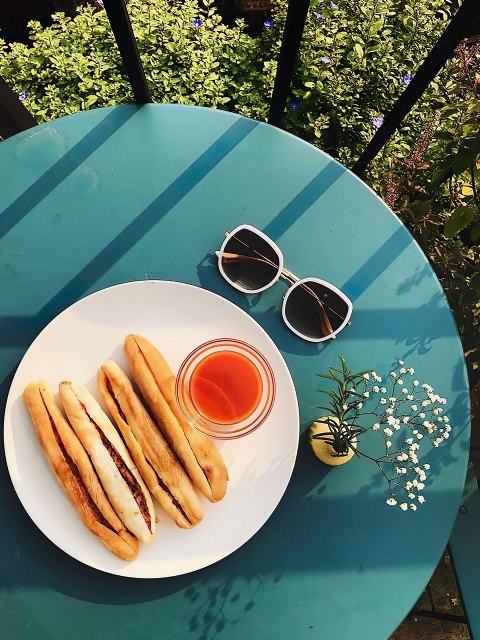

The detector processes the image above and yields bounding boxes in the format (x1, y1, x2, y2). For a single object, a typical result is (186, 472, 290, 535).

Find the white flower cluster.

(333, 359, 451, 512)
(367, 361, 450, 511)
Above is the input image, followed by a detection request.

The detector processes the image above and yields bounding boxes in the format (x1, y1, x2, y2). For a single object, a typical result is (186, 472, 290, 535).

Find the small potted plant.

(309, 357, 451, 510)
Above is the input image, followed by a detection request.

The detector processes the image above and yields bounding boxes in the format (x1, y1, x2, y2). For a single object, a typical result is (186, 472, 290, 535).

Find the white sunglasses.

(216, 224, 353, 343)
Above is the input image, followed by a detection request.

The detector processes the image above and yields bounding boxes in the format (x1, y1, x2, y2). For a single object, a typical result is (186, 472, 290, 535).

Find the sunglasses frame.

(217, 224, 285, 294)
(216, 224, 353, 343)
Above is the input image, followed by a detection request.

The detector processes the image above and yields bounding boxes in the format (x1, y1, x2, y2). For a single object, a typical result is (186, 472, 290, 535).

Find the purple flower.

(312, 11, 325, 19)
(12, 53, 18, 59)
(191, 18, 203, 28)
(18, 91, 29, 101)
(402, 73, 413, 87)
(372, 116, 384, 128)
(320, 56, 332, 64)
(264, 20, 274, 28)
(289, 101, 300, 110)
(330, 1, 339, 8)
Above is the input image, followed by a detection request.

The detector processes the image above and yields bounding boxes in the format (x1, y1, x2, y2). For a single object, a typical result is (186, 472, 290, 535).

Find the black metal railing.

(0, 0, 479, 175)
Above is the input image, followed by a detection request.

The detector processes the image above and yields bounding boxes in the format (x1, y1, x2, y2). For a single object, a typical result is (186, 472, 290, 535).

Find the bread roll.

(124, 334, 228, 502)
(98, 360, 203, 528)
(23, 381, 138, 561)
(59, 381, 156, 544)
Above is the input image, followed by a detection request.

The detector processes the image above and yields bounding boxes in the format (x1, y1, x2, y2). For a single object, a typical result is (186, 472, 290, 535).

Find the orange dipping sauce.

(189, 350, 263, 425)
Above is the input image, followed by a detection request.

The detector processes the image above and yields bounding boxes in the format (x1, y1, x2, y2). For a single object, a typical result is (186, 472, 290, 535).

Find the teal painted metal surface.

(450, 464, 480, 639)
(0, 105, 471, 640)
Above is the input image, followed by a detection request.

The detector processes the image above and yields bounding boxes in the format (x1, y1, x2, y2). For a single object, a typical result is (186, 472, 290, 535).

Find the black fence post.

(352, 0, 480, 177)
(0, 76, 38, 140)
(268, 0, 310, 128)
(102, 0, 152, 104)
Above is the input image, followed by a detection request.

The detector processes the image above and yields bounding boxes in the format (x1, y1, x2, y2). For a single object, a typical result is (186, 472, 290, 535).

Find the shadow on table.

(196, 252, 459, 363)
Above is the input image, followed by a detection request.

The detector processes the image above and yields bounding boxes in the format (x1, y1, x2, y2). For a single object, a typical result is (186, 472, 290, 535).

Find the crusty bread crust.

(23, 381, 138, 561)
(124, 335, 228, 502)
(59, 381, 156, 544)
(98, 360, 203, 528)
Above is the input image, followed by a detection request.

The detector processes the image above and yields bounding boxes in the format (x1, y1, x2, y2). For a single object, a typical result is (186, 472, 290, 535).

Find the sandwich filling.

(41, 394, 115, 533)
(80, 402, 152, 534)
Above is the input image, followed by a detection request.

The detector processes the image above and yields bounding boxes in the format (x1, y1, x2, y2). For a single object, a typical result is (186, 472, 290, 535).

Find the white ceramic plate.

(4, 281, 299, 578)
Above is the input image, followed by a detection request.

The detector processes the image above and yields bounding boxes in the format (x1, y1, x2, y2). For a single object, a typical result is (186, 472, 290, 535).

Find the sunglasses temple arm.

(217, 251, 280, 271)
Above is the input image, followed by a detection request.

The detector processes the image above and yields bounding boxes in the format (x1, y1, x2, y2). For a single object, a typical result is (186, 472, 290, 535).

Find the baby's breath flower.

(399, 360, 405, 365)
(315, 357, 449, 513)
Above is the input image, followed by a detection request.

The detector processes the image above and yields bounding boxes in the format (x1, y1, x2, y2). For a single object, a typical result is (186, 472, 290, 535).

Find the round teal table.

(0, 105, 471, 639)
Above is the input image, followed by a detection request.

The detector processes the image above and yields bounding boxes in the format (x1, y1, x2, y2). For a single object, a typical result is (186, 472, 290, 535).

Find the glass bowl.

(175, 338, 275, 439)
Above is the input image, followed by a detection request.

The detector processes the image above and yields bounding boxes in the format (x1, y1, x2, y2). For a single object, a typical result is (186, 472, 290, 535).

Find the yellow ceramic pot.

(309, 417, 357, 466)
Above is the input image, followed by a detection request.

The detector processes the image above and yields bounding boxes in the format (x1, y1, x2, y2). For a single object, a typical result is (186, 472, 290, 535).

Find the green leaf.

(444, 206, 476, 238)
(471, 224, 480, 243)
(430, 155, 454, 188)
(452, 140, 480, 175)
(84, 94, 98, 108)
(470, 272, 480, 293)
(354, 43, 363, 59)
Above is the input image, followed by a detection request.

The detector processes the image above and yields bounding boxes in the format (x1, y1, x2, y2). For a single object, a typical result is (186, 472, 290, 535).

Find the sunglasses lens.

(221, 228, 280, 291)
(284, 280, 350, 340)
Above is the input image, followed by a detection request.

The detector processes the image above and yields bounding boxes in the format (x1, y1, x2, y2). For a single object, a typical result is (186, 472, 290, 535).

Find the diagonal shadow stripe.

(0, 116, 259, 347)
(340, 226, 413, 301)
(0, 106, 140, 240)
(263, 160, 346, 241)
(0, 304, 455, 347)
